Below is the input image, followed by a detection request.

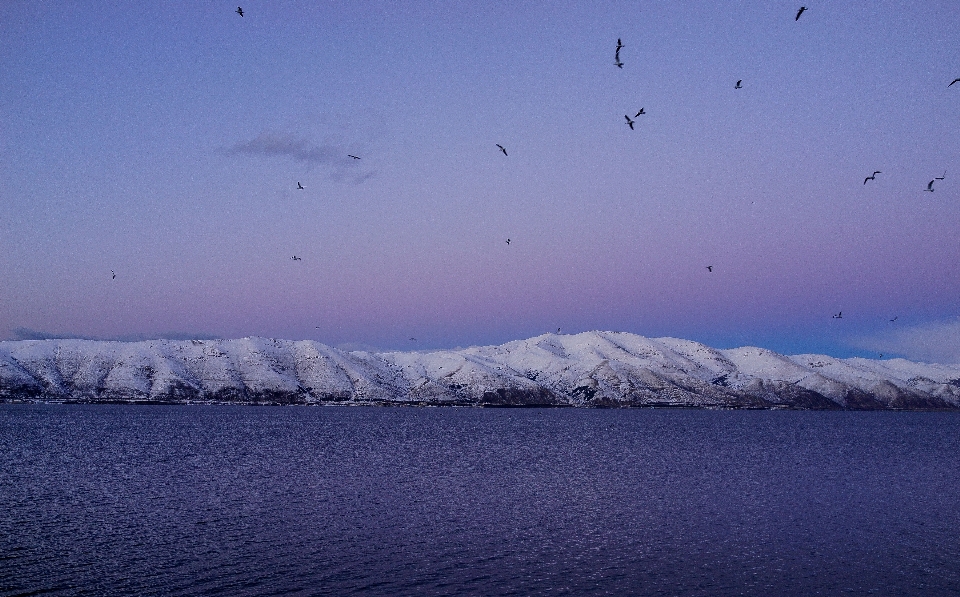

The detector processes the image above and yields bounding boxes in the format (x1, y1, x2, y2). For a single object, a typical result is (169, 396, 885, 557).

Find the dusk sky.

(3, 1, 960, 361)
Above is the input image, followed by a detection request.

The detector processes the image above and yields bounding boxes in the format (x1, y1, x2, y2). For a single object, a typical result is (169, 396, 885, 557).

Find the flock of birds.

(110, 6, 951, 337)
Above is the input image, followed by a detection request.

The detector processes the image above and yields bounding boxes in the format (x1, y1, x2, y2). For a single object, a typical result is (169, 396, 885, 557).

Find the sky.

(3, 1, 960, 362)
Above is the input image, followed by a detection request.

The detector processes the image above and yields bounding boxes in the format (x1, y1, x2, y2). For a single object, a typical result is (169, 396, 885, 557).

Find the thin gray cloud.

(11, 328, 67, 341)
(849, 317, 960, 364)
(230, 132, 341, 164)
(9, 328, 220, 342)
(227, 132, 374, 184)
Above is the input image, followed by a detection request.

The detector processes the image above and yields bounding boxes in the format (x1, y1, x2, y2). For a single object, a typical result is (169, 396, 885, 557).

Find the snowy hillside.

(2, 331, 959, 409)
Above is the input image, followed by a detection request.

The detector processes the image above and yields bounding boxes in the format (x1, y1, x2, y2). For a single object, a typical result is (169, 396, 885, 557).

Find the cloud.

(227, 132, 374, 184)
(11, 328, 68, 341)
(9, 328, 220, 342)
(230, 132, 340, 164)
(849, 317, 960, 364)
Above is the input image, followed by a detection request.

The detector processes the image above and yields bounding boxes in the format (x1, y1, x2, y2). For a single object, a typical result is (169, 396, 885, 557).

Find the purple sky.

(3, 1, 960, 360)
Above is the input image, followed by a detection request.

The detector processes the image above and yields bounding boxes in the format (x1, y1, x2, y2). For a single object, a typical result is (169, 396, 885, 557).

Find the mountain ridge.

(2, 331, 959, 409)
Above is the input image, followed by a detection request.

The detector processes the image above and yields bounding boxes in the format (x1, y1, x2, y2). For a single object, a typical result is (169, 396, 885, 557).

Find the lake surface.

(2, 405, 959, 596)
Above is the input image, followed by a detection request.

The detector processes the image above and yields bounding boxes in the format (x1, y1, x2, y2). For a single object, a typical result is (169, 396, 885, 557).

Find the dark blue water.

(2, 405, 959, 596)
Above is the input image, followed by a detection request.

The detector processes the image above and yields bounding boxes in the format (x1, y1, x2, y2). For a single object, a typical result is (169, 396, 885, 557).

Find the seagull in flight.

(950, 78, 960, 88)
(925, 180, 935, 192)
(864, 171, 881, 184)
(635, 108, 645, 116)
(890, 316, 898, 322)
(506, 238, 511, 245)
(291, 256, 302, 261)
(297, 182, 304, 189)
(496, 144, 508, 156)
(347, 154, 360, 160)
(625, 114, 636, 130)
(735, 80, 743, 89)
(795, 6, 806, 20)
(236, 6, 243, 17)
(706, 266, 713, 272)
(111, 270, 116, 280)
(832, 311, 842, 319)
(615, 38, 624, 68)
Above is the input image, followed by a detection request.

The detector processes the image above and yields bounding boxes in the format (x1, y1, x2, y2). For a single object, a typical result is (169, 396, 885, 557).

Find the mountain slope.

(2, 332, 959, 409)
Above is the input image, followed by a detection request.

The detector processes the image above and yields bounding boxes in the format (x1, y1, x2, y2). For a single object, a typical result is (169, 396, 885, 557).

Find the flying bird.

(557, 327, 562, 334)
(496, 144, 508, 156)
(111, 270, 116, 280)
(949, 78, 960, 87)
(291, 256, 302, 261)
(297, 182, 304, 189)
(706, 266, 713, 272)
(864, 171, 881, 184)
(795, 6, 806, 20)
(615, 38, 624, 67)
(506, 239, 511, 245)
(925, 180, 935, 192)
(890, 316, 898, 322)
(625, 114, 635, 130)
(347, 155, 360, 160)
(236, 6, 243, 17)
(832, 312, 842, 319)
(635, 108, 645, 116)
(735, 80, 742, 89)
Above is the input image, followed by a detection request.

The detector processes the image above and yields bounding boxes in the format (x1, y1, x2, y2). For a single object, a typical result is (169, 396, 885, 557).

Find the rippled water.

(2, 405, 959, 596)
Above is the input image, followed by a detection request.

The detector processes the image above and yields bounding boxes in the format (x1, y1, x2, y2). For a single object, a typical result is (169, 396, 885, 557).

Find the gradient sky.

(3, 1, 960, 361)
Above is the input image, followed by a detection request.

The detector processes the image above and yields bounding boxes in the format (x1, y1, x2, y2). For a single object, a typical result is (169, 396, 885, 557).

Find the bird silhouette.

(111, 270, 116, 279)
(297, 182, 304, 189)
(291, 256, 302, 261)
(795, 6, 806, 20)
(832, 312, 842, 319)
(635, 108, 645, 116)
(496, 144, 508, 156)
(890, 316, 898, 322)
(624, 114, 635, 130)
(864, 171, 881, 184)
(557, 327, 562, 334)
(347, 154, 360, 160)
(950, 78, 960, 87)
(706, 266, 713, 272)
(236, 6, 243, 17)
(615, 39, 624, 67)
(506, 239, 511, 245)
(735, 80, 742, 89)
(925, 180, 935, 192)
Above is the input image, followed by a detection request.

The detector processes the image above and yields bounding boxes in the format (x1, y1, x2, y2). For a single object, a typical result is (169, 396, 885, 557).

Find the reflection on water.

(1, 405, 959, 596)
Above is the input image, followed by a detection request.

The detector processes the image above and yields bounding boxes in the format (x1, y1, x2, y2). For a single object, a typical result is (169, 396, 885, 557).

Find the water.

(1, 405, 959, 596)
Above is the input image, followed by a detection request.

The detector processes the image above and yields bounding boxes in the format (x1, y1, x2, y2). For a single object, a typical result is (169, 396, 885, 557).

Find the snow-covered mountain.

(2, 331, 959, 409)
